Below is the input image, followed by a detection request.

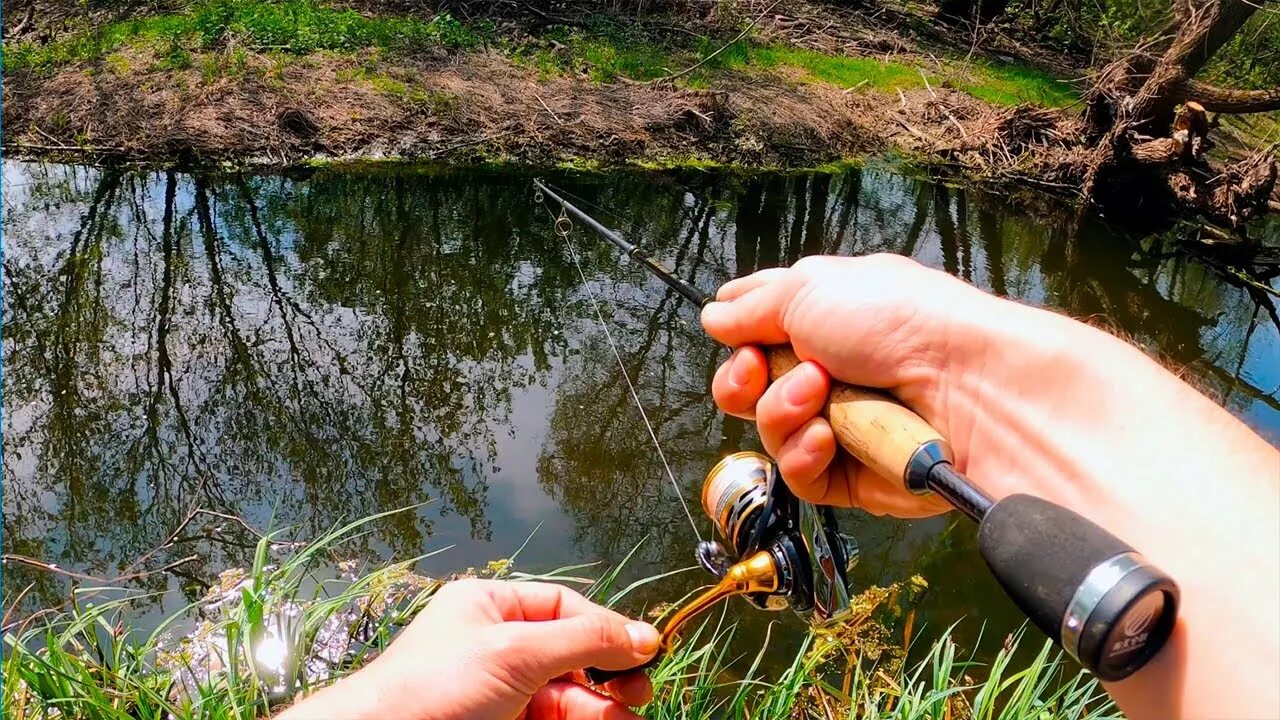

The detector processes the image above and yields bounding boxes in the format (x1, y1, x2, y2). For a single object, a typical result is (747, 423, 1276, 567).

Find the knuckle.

(755, 386, 786, 428)
(583, 613, 625, 650)
(790, 255, 827, 275)
(863, 252, 916, 270)
(783, 469, 824, 502)
(479, 626, 521, 658)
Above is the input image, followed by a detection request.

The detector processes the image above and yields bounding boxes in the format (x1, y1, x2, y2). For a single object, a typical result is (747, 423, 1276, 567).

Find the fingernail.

(728, 350, 752, 388)
(625, 622, 660, 655)
(782, 365, 814, 406)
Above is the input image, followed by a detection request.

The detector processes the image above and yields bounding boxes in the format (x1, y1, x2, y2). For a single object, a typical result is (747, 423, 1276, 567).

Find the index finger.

(700, 282, 792, 348)
(716, 267, 787, 302)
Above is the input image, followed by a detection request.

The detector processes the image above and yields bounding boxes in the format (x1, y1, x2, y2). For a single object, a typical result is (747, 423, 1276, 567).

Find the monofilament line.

(548, 205, 705, 543)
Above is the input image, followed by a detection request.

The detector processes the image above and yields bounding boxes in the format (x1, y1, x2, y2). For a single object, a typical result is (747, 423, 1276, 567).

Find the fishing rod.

(533, 178, 1179, 684)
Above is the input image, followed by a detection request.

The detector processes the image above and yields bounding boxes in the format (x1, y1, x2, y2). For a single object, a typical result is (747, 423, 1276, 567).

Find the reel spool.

(697, 451, 860, 625)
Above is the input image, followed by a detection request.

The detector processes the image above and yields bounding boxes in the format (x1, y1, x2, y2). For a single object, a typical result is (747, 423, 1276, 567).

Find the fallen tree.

(1078, 0, 1278, 253)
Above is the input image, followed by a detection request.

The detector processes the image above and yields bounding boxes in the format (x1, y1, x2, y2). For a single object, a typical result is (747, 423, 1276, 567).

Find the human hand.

(701, 253, 1276, 521)
(702, 253, 1280, 719)
(278, 579, 659, 720)
(703, 253, 1023, 517)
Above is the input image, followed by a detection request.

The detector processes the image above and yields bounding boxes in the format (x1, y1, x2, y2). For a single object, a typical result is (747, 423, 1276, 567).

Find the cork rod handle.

(766, 347, 944, 489)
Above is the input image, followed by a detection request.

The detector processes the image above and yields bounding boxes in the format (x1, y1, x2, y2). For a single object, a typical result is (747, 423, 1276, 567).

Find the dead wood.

(1184, 82, 1280, 114)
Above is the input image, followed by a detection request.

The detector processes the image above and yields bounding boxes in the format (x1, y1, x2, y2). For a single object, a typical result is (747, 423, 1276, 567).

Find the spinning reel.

(584, 452, 860, 685)
(696, 452, 860, 625)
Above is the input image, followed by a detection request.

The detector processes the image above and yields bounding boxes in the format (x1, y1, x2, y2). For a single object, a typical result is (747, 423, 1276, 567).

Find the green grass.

(507, 27, 1077, 108)
(3, 507, 1121, 720)
(694, 41, 1078, 108)
(1, 0, 483, 73)
(509, 23, 677, 83)
(727, 43, 929, 93)
(950, 60, 1079, 109)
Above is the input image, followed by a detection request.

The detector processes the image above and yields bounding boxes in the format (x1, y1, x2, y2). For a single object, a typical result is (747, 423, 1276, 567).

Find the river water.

(3, 160, 1277, 673)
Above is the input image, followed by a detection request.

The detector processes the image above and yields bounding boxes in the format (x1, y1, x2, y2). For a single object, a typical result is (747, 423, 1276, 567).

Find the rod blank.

(534, 179, 710, 308)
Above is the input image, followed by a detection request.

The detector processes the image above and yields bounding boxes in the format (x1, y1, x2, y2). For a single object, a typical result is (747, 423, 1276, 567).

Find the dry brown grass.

(4, 45, 1019, 166)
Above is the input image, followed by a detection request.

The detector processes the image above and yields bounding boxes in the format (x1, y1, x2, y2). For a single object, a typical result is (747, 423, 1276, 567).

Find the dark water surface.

(4, 160, 1277, 672)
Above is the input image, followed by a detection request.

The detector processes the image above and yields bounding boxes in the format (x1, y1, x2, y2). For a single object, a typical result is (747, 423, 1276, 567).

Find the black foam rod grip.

(977, 493, 1178, 680)
(979, 494, 1130, 640)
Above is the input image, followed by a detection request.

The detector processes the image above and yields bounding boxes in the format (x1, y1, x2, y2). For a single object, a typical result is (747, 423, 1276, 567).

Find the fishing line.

(539, 194, 705, 542)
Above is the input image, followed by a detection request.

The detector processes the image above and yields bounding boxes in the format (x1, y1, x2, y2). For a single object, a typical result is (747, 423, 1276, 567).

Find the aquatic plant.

(2, 508, 1121, 719)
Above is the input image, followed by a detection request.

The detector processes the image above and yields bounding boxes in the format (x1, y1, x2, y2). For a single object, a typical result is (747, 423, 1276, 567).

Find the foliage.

(947, 60, 1078, 108)
(3, 506, 1121, 720)
(2, 0, 482, 72)
(2, 507, 447, 720)
(1200, 11, 1280, 90)
(998, 0, 1277, 90)
(998, 0, 1175, 54)
(509, 20, 679, 83)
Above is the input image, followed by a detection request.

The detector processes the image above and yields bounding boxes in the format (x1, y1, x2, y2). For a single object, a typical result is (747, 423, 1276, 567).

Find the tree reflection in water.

(4, 162, 1275, 664)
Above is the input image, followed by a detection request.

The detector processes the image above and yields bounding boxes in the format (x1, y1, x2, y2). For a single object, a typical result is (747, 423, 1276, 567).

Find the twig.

(687, 107, 713, 124)
(3, 552, 200, 584)
(194, 508, 280, 540)
(113, 555, 200, 583)
(34, 126, 64, 145)
(2, 555, 104, 582)
(649, 0, 781, 84)
(5, 142, 125, 153)
(1, 583, 38, 630)
(535, 94, 564, 125)
(120, 506, 201, 576)
(893, 114, 935, 145)
(897, 88, 908, 109)
(919, 69, 937, 99)
(520, 1, 590, 29)
(843, 79, 870, 94)
(942, 106, 967, 138)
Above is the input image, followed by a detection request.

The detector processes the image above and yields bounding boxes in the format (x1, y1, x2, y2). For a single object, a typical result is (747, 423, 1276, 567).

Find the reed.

(2, 509, 1121, 720)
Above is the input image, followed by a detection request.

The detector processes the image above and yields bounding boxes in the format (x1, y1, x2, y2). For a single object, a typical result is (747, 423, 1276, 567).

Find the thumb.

(491, 613, 660, 684)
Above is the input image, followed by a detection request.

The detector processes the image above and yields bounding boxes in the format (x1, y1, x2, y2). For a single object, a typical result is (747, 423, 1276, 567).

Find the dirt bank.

(2, 0, 1097, 171)
(3, 45, 1043, 170)
(4, 0, 1275, 244)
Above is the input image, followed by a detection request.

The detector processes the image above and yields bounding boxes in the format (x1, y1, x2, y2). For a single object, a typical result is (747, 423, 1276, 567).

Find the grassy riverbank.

(1, 0, 1084, 169)
(2, 508, 1119, 719)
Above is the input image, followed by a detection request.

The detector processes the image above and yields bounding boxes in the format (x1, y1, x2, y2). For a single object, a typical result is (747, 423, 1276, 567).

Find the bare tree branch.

(1184, 81, 1280, 113)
